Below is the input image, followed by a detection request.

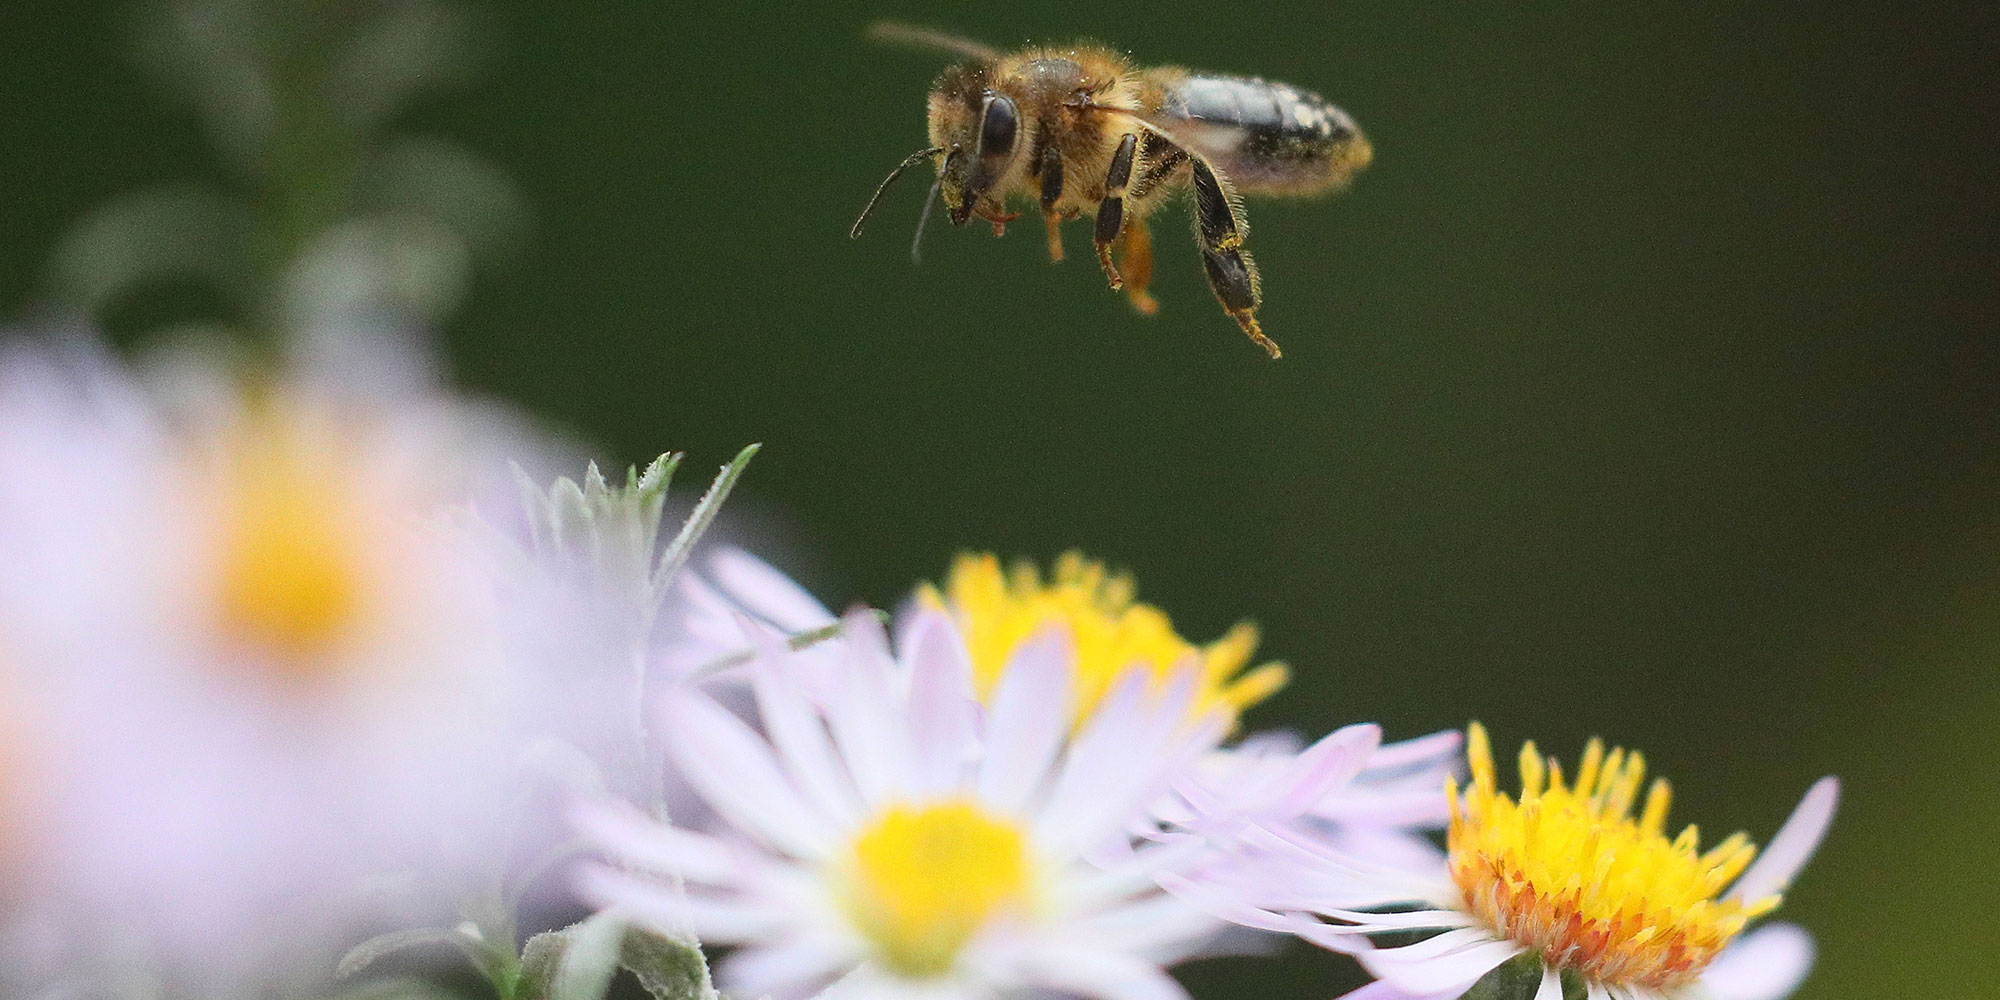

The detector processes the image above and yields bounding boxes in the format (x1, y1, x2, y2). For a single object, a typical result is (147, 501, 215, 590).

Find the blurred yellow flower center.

(212, 412, 368, 665)
(928, 552, 1287, 726)
(843, 800, 1033, 978)
(1447, 723, 1780, 990)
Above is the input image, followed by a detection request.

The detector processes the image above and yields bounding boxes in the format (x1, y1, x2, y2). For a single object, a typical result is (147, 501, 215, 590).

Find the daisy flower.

(925, 551, 1288, 728)
(0, 334, 557, 983)
(1172, 722, 1839, 1000)
(578, 605, 1263, 1000)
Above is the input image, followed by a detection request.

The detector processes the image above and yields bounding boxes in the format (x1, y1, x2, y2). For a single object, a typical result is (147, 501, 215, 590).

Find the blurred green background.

(4, 2, 1995, 997)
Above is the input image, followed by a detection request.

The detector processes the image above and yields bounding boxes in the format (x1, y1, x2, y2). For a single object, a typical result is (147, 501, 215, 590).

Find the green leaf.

(1458, 952, 1587, 1000)
(619, 928, 716, 1000)
(634, 452, 682, 497)
(515, 930, 569, 1000)
(551, 912, 626, 1000)
(650, 443, 760, 594)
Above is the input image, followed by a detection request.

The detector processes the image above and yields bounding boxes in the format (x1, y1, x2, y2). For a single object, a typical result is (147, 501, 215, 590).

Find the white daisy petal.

(1333, 982, 1466, 1000)
(1365, 936, 1522, 994)
(707, 548, 837, 631)
(658, 687, 832, 859)
(745, 618, 865, 828)
(1152, 872, 1321, 939)
(903, 608, 980, 794)
(1534, 964, 1564, 1000)
(1366, 927, 1502, 965)
(1015, 948, 1193, 1000)
(1314, 906, 1480, 932)
(1034, 666, 1153, 844)
(821, 609, 916, 804)
(976, 627, 1074, 814)
(717, 940, 856, 999)
(580, 866, 790, 944)
(1066, 892, 1227, 956)
(1727, 777, 1840, 903)
(1586, 983, 1613, 1000)
(1696, 923, 1815, 1000)
(569, 799, 739, 884)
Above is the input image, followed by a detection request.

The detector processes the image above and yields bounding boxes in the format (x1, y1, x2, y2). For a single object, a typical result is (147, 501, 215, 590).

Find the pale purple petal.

(1364, 729, 1464, 772)
(1262, 723, 1382, 818)
(1698, 923, 1815, 1000)
(1727, 777, 1839, 903)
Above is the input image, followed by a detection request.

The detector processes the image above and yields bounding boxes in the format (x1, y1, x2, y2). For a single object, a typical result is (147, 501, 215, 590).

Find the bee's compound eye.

(979, 94, 1019, 157)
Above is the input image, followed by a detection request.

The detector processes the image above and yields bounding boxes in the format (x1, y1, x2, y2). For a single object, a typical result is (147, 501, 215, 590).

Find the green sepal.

(1457, 952, 1588, 1000)
(619, 927, 716, 1000)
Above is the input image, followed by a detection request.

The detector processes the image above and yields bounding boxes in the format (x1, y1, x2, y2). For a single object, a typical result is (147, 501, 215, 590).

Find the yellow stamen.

(924, 552, 1287, 726)
(1448, 722, 1782, 990)
(210, 405, 369, 666)
(842, 800, 1033, 978)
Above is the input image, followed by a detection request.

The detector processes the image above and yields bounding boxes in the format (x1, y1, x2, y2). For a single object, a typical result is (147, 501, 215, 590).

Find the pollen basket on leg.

(924, 552, 1287, 727)
(1447, 723, 1779, 990)
(840, 801, 1034, 979)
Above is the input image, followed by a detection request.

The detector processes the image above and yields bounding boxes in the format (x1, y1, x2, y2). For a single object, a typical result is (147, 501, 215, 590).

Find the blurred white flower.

(0, 332, 557, 985)
(579, 606, 1246, 1000)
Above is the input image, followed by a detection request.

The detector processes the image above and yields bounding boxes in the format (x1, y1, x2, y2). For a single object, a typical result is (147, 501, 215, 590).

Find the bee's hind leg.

(1120, 215, 1158, 315)
(1188, 156, 1280, 358)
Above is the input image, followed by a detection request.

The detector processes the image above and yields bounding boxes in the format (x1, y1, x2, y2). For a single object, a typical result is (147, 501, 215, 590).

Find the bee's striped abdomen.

(1161, 74, 1372, 196)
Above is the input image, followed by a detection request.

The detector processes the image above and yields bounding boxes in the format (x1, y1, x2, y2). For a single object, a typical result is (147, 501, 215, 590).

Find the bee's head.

(926, 65, 1021, 226)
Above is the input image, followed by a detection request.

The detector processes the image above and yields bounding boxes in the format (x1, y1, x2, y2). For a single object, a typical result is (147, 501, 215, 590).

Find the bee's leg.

(1039, 140, 1065, 263)
(1093, 133, 1139, 290)
(1120, 214, 1158, 315)
(1189, 156, 1280, 358)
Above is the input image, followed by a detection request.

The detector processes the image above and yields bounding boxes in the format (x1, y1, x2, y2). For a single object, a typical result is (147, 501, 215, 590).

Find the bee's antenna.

(867, 22, 1002, 63)
(910, 173, 945, 264)
(851, 146, 945, 240)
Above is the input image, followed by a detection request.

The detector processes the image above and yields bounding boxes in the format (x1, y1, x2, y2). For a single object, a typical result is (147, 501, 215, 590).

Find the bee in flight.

(850, 23, 1374, 358)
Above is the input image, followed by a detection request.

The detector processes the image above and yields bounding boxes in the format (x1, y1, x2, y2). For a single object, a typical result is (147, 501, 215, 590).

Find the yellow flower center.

(210, 409, 369, 666)
(927, 552, 1287, 726)
(1447, 723, 1780, 990)
(842, 800, 1034, 978)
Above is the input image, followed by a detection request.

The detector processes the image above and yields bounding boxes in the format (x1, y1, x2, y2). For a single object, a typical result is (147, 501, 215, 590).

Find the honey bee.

(850, 23, 1374, 358)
